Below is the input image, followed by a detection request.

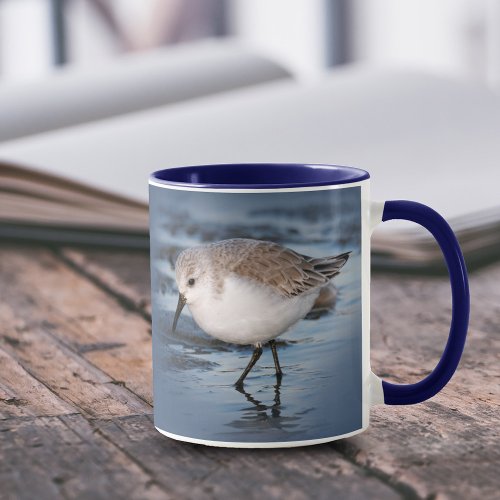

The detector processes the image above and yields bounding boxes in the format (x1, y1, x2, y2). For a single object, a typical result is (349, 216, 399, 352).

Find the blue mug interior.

(151, 163, 369, 189)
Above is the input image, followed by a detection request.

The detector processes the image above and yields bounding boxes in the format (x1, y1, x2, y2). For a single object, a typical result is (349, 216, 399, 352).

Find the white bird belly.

(187, 275, 318, 345)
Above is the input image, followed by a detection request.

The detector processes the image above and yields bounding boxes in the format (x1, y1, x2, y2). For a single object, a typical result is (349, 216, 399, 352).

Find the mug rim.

(149, 163, 370, 190)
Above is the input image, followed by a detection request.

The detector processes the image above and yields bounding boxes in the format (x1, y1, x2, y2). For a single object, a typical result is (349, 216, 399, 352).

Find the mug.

(149, 163, 469, 448)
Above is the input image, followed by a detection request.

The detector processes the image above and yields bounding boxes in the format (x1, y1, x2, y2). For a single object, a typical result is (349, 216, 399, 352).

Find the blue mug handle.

(377, 200, 470, 405)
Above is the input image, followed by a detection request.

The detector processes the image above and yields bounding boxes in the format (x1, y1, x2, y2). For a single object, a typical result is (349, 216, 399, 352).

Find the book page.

(1, 66, 499, 226)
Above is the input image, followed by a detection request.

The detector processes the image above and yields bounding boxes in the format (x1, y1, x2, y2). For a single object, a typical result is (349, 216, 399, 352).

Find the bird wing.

(306, 252, 351, 281)
(229, 239, 350, 298)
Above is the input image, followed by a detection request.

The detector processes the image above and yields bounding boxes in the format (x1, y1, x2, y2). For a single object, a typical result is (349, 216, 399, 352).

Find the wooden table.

(0, 244, 498, 499)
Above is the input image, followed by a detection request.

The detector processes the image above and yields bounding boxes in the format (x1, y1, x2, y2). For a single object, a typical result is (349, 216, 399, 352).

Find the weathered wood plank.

(94, 415, 401, 500)
(0, 249, 151, 418)
(59, 247, 500, 499)
(343, 263, 500, 499)
(0, 347, 74, 419)
(59, 248, 152, 316)
(0, 248, 153, 409)
(0, 415, 167, 500)
(0, 302, 149, 419)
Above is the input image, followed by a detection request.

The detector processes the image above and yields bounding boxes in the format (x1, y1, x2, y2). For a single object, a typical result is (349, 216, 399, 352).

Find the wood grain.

(1, 244, 498, 499)
(0, 415, 166, 499)
(93, 415, 401, 500)
(351, 267, 500, 499)
(59, 248, 152, 316)
(0, 248, 153, 410)
(0, 348, 74, 419)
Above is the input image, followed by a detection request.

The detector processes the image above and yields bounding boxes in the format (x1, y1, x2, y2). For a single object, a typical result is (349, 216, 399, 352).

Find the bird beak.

(172, 293, 187, 332)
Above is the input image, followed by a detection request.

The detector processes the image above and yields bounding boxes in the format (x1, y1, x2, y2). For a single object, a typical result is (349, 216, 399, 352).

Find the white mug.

(149, 163, 469, 448)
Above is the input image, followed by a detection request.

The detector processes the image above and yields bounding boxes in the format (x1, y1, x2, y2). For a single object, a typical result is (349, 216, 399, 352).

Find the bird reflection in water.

(235, 375, 282, 419)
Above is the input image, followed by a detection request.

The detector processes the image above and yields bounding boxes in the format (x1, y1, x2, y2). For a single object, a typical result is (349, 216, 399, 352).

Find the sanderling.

(172, 238, 350, 386)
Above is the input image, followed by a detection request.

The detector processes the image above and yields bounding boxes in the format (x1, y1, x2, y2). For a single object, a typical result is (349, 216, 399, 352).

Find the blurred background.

(1, 0, 500, 268)
(1, 0, 499, 86)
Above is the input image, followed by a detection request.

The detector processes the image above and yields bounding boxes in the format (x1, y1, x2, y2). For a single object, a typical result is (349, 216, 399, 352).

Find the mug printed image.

(150, 185, 363, 444)
(150, 163, 469, 448)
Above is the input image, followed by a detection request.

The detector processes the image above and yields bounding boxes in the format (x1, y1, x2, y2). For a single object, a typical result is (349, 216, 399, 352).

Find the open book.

(1, 66, 499, 271)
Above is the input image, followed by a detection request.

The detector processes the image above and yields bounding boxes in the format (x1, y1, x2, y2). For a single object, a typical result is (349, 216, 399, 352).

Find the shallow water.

(150, 187, 362, 443)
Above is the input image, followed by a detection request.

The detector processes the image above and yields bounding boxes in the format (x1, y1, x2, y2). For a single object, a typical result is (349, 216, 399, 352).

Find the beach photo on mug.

(150, 185, 362, 443)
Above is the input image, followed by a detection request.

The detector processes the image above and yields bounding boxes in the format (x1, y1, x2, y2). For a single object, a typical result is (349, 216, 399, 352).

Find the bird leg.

(271, 376, 282, 418)
(269, 340, 283, 378)
(235, 345, 263, 386)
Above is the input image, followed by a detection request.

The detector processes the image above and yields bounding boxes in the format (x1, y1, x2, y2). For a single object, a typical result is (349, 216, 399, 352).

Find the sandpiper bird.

(172, 238, 350, 386)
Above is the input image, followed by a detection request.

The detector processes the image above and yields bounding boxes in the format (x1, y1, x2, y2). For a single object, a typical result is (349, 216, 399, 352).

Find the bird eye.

(188, 278, 195, 286)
